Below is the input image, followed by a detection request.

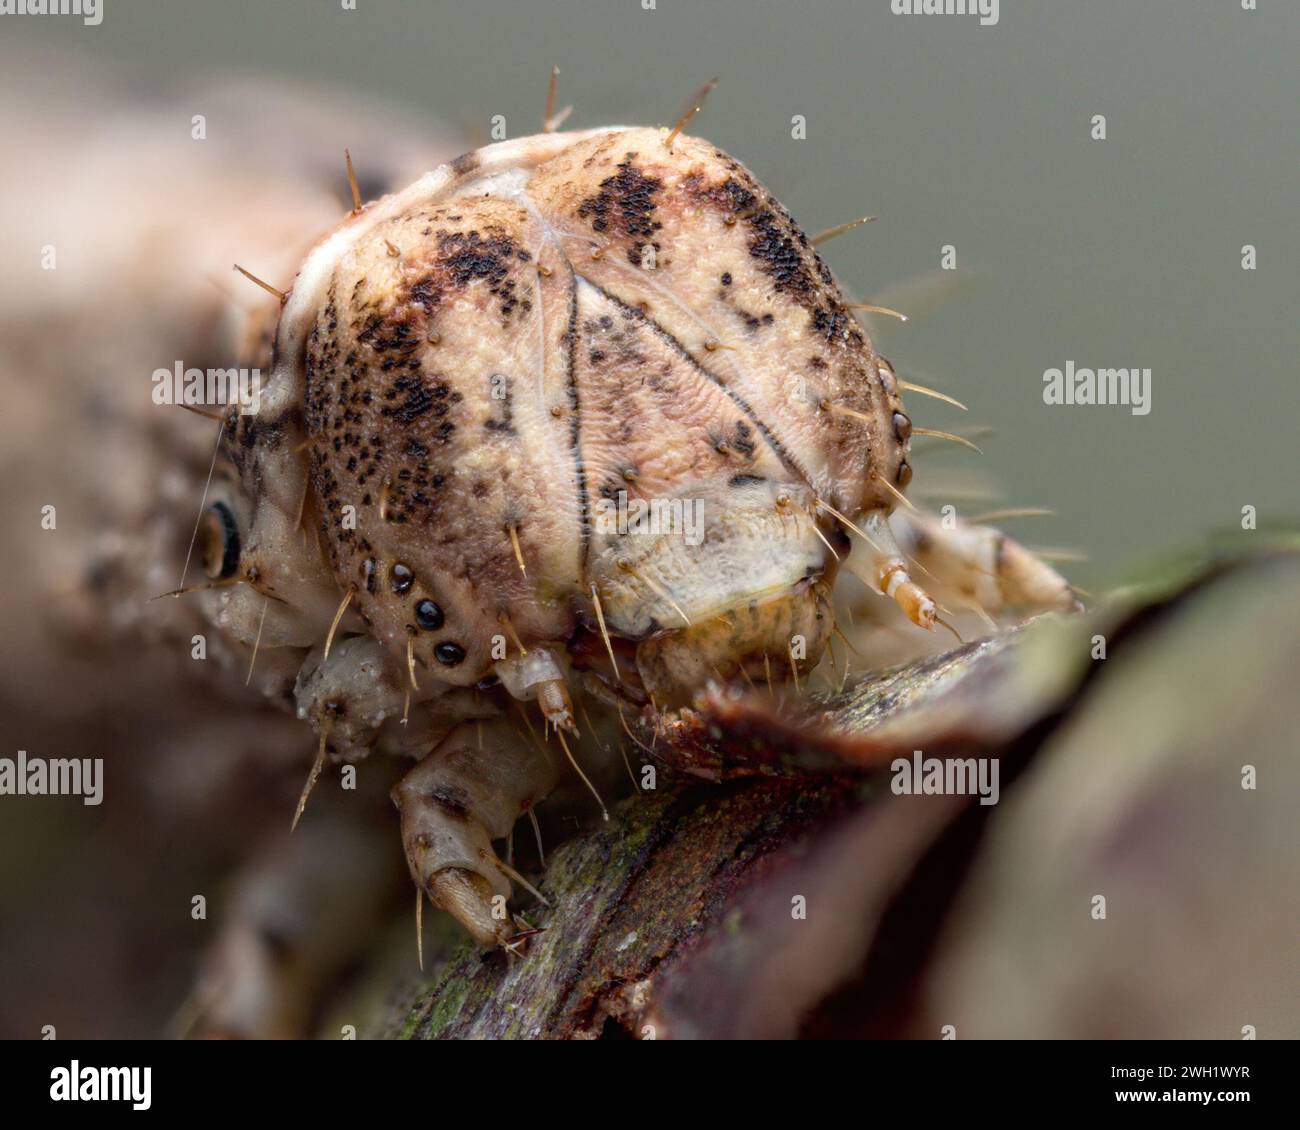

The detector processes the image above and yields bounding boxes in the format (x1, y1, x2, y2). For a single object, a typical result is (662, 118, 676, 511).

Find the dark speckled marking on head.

(576, 153, 664, 266)
(682, 160, 864, 350)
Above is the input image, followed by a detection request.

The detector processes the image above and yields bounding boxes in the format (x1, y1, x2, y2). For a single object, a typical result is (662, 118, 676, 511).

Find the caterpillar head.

(207, 126, 914, 730)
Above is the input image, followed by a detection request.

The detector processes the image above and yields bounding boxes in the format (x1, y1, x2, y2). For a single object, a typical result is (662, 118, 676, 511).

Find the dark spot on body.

(427, 787, 470, 820)
(730, 420, 756, 457)
(381, 373, 457, 427)
(577, 156, 663, 255)
(439, 230, 515, 289)
(812, 304, 862, 344)
(747, 209, 810, 299)
(450, 151, 480, 177)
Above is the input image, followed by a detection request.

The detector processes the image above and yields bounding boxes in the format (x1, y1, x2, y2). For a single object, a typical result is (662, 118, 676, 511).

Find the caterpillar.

(20, 75, 1073, 1034)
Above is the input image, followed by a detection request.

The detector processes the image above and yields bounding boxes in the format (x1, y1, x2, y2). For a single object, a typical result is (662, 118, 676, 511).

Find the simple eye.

(414, 599, 444, 630)
(199, 501, 241, 580)
(434, 642, 466, 667)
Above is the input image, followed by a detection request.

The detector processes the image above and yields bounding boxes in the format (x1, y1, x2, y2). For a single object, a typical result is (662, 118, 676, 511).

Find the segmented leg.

(494, 646, 578, 734)
(859, 510, 939, 629)
(393, 717, 558, 947)
(889, 509, 1077, 614)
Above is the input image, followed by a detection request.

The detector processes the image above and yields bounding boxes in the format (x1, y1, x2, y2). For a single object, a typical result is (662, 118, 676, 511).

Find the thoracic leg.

(494, 646, 578, 734)
(855, 509, 939, 629)
(888, 509, 1076, 615)
(392, 716, 558, 947)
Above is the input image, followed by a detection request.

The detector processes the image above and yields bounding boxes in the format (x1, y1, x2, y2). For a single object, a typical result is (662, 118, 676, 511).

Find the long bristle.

(293, 476, 310, 532)
(967, 507, 1056, 524)
(838, 654, 853, 695)
(589, 583, 621, 681)
(617, 741, 639, 792)
(493, 855, 552, 907)
(912, 426, 983, 454)
(178, 413, 229, 590)
(966, 601, 999, 631)
(832, 623, 865, 660)
(150, 575, 242, 602)
(498, 611, 528, 657)
(664, 78, 718, 149)
(544, 66, 558, 129)
(527, 806, 546, 867)
(175, 402, 225, 422)
(824, 632, 841, 681)
(345, 148, 362, 213)
(822, 400, 874, 427)
(846, 302, 908, 322)
(809, 215, 877, 247)
(541, 66, 572, 132)
(615, 699, 653, 758)
(814, 497, 883, 553)
(809, 522, 842, 562)
(873, 473, 917, 511)
(233, 264, 287, 304)
(507, 524, 528, 578)
(323, 586, 355, 661)
(245, 595, 270, 686)
(406, 633, 421, 691)
(617, 560, 691, 626)
(415, 888, 424, 971)
(556, 729, 609, 823)
(899, 379, 969, 411)
(515, 699, 542, 747)
(291, 722, 330, 832)
(1026, 546, 1088, 563)
(934, 615, 965, 645)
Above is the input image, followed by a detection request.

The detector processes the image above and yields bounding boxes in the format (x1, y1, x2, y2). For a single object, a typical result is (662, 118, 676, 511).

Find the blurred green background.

(9, 0, 1297, 587)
